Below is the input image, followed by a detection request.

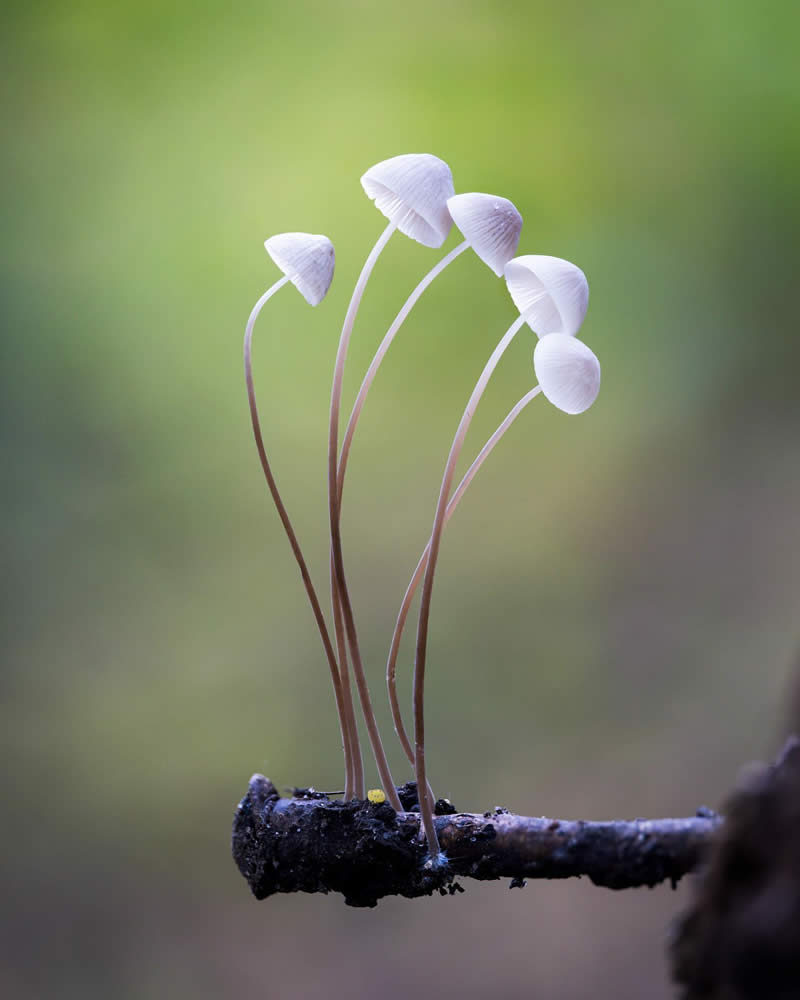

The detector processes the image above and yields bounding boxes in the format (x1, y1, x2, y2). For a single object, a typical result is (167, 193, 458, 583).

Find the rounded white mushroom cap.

(504, 255, 589, 337)
(446, 193, 522, 276)
(361, 153, 455, 248)
(264, 233, 335, 307)
(533, 334, 600, 414)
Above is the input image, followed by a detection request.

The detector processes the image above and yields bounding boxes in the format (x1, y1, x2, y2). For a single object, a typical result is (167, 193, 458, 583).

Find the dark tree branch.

(232, 775, 722, 908)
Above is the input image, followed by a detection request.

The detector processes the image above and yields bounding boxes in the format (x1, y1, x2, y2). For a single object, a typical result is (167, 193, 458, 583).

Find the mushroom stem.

(413, 309, 531, 857)
(336, 240, 470, 500)
(328, 221, 403, 812)
(330, 555, 364, 800)
(244, 276, 353, 793)
(388, 385, 542, 767)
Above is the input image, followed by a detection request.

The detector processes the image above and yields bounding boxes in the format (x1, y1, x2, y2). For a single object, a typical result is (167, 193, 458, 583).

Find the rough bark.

(232, 776, 721, 908)
(671, 736, 800, 999)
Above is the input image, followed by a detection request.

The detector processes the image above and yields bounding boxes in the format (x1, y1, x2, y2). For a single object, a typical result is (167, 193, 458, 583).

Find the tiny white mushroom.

(264, 232, 335, 306)
(533, 334, 601, 414)
(361, 153, 455, 248)
(243, 232, 363, 802)
(447, 192, 523, 276)
(329, 188, 524, 829)
(328, 153, 458, 814)
(504, 255, 589, 337)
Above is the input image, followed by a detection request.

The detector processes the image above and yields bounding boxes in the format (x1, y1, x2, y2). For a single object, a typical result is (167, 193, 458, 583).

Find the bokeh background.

(3, 1, 799, 996)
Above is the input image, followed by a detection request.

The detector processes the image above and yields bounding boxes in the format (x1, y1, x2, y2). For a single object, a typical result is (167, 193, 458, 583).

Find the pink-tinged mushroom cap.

(504, 255, 589, 336)
(533, 334, 600, 414)
(264, 232, 335, 306)
(447, 193, 522, 276)
(361, 153, 455, 249)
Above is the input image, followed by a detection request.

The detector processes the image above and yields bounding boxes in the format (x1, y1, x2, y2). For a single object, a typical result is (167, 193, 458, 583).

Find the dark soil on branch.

(232, 775, 721, 908)
(231, 776, 459, 907)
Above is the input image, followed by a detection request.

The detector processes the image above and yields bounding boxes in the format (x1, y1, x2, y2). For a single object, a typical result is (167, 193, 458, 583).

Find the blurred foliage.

(2, 1, 799, 997)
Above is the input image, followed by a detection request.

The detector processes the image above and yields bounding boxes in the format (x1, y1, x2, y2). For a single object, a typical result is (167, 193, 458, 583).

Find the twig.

(232, 775, 722, 908)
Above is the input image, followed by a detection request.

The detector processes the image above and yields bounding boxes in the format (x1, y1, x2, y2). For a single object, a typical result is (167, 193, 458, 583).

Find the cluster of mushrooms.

(244, 153, 601, 865)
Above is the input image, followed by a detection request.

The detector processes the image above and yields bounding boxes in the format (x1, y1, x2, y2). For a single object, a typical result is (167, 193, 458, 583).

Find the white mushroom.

(264, 232, 335, 306)
(324, 185, 525, 828)
(243, 232, 364, 803)
(504, 254, 589, 337)
(361, 153, 455, 248)
(533, 333, 601, 414)
(327, 153, 459, 813)
(447, 192, 523, 276)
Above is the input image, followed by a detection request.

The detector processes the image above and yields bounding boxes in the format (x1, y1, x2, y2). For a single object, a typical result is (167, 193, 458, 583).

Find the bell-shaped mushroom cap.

(361, 154, 455, 249)
(533, 334, 600, 415)
(504, 255, 589, 337)
(446, 193, 522, 276)
(264, 233, 335, 307)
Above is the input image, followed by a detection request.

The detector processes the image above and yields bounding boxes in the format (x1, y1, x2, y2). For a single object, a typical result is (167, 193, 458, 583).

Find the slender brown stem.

(388, 386, 542, 766)
(244, 277, 352, 792)
(331, 570, 353, 800)
(413, 312, 529, 857)
(327, 221, 403, 811)
(330, 555, 364, 799)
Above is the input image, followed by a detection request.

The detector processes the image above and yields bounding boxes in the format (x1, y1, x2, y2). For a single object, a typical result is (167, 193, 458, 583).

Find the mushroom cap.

(446, 193, 522, 276)
(264, 232, 335, 307)
(361, 154, 455, 248)
(533, 334, 600, 414)
(504, 255, 589, 337)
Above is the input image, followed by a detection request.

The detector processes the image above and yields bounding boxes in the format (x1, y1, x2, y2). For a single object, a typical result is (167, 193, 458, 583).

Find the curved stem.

(413, 311, 530, 857)
(330, 555, 364, 800)
(328, 221, 403, 811)
(331, 569, 354, 800)
(336, 240, 470, 501)
(388, 385, 542, 767)
(244, 276, 353, 793)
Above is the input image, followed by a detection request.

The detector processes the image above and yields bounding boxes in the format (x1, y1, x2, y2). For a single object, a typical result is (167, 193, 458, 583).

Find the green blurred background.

(3, 0, 799, 996)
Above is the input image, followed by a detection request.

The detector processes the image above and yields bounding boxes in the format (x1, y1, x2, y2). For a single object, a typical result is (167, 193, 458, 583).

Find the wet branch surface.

(232, 775, 722, 908)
